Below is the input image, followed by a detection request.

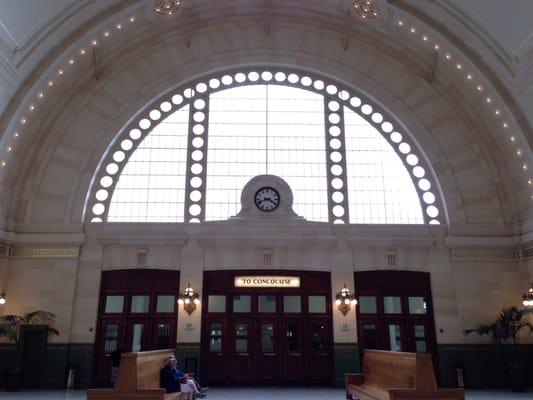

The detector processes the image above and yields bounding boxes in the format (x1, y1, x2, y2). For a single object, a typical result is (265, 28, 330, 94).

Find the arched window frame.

(85, 68, 445, 224)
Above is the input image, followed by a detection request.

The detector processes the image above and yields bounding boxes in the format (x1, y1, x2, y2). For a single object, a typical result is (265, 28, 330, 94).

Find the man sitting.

(160, 355, 208, 399)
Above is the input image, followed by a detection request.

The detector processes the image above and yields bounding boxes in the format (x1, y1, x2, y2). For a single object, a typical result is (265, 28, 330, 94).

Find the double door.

(93, 270, 180, 387)
(358, 317, 434, 354)
(203, 315, 331, 386)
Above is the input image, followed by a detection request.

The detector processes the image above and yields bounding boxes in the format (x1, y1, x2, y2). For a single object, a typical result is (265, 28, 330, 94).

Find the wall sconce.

(522, 283, 533, 308)
(335, 284, 357, 316)
(0, 292, 5, 305)
(177, 283, 200, 315)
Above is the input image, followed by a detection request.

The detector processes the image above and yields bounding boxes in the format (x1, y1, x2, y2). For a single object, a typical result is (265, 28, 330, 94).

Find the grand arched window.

(87, 69, 443, 224)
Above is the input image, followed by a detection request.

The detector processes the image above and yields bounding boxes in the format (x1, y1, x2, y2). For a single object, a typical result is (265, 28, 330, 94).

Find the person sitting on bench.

(160, 355, 208, 399)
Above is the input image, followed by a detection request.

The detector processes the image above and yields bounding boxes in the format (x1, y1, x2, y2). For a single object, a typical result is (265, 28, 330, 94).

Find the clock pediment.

(233, 175, 303, 221)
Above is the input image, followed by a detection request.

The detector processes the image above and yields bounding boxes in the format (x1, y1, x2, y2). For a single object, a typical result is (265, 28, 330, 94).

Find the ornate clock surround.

(235, 175, 301, 220)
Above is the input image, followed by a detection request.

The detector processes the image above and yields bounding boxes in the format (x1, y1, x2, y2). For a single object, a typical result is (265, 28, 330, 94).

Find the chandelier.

(154, 0, 183, 16)
(523, 283, 533, 307)
(352, 0, 381, 19)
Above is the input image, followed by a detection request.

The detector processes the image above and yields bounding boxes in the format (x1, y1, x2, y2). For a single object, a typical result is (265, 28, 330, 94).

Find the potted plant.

(464, 306, 532, 392)
(0, 311, 59, 391)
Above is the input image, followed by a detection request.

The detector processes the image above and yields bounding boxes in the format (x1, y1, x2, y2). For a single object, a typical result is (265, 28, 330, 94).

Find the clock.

(254, 187, 280, 212)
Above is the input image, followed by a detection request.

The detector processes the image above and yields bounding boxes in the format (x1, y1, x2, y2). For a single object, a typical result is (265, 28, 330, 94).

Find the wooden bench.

(345, 350, 464, 400)
(87, 349, 184, 400)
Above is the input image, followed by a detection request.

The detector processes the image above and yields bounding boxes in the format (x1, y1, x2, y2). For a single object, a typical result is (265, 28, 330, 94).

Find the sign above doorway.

(234, 276, 301, 288)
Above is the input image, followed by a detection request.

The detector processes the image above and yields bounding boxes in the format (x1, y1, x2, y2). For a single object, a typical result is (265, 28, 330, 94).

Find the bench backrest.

(115, 349, 174, 393)
(363, 350, 437, 392)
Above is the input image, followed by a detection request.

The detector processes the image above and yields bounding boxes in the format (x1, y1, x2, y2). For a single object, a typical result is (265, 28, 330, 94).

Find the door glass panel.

(358, 296, 377, 314)
(104, 296, 124, 313)
(131, 295, 150, 313)
(208, 295, 226, 313)
(287, 323, 301, 353)
(384, 296, 402, 314)
(309, 296, 326, 313)
(283, 296, 301, 313)
(104, 324, 119, 353)
(261, 324, 274, 353)
(258, 295, 276, 313)
(362, 323, 377, 349)
(156, 323, 170, 349)
(156, 295, 175, 313)
(209, 323, 223, 352)
(388, 324, 402, 352)
(311, 323, 326, 353)
(233, 295, 251, 313)
(408, 297, 427, 314)
(414, 325, 427, 352)
(131, 324, 144, 352)
(235, 324, 248, 353)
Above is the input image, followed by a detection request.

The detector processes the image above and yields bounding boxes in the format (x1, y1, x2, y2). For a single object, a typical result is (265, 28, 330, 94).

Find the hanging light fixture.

(335, 284, 357, 316)
(523, 283, 533, 308)
(154, 0, 183, 16)
(352, 0, 381, 19)
(177, 283, 200, 315)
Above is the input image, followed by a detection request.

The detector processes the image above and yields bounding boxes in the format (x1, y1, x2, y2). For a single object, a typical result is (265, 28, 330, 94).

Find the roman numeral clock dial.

(254, 187, 280, 212)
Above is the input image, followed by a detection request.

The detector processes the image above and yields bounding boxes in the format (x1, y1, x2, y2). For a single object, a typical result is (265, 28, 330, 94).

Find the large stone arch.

(0, 7, 526, 231)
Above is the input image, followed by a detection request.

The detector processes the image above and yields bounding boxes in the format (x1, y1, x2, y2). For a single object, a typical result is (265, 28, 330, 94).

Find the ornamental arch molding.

(84, 67, 446, 225)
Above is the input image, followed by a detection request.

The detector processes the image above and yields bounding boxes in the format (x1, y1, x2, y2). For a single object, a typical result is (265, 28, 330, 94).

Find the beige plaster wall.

(1, 223, 528, 347)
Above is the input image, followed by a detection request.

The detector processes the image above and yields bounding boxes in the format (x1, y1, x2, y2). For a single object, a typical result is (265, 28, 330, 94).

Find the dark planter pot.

(4, 363, 24, 392)
(508, 364, 528, 393)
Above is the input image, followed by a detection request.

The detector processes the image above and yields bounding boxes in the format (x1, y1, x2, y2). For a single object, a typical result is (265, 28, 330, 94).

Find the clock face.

(254, 187, 280, 212)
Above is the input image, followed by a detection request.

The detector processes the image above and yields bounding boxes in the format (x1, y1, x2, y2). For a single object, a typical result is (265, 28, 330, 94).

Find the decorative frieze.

(11, 247, 80, 258)
(450, 248, 519, 261)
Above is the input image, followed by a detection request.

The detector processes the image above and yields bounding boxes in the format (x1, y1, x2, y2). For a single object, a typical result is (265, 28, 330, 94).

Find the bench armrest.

(389, 388, 464, 400)
(345, 373, 364, 385)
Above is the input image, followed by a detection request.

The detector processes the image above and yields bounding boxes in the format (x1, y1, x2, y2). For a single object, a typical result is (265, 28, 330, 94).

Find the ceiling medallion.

(154, 0, 183, 16)
(352, 0, 381, 19)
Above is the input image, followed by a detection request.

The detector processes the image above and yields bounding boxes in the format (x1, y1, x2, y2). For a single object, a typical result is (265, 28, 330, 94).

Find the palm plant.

(464, 306, 533, 344)
(0, 310, 59, 344)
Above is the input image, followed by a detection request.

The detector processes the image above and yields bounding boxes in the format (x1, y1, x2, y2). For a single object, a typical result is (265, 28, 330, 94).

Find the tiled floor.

(0, 389, 532, 399)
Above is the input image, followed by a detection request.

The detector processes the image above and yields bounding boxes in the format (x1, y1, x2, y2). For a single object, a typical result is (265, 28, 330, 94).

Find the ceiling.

(1, 0, 531, 59)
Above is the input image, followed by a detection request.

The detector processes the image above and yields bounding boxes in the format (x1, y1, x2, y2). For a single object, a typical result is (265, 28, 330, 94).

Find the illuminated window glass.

(344, 107, 424, 224)
(107, 106, 189, 222)
(206, 85, 327, 221)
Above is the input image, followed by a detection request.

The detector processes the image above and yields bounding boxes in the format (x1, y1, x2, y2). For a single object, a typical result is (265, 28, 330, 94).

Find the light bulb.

(177, 298, 184, 305)
(0, 297, 5, 305)
(184, 298, 190, 304)
(344, 298, 350, 305)
(194, 298, 200, 305)
(335, 299, 341, 306)
(350, 299, 357, 306)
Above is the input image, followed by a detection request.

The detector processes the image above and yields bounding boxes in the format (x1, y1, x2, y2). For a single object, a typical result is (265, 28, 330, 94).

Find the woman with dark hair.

(109, 347, 124, 386)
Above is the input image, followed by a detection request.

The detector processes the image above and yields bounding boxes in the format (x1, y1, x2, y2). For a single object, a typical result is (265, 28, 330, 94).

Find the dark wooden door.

(229, 317, 253, 385)
(255, 317, 279, 385)
(307, 318, 332, 385)
(283, 318, 306, 384)
(202, 317, 227, 385)
(94, 318, 124, 384)
(201, 270, 333, 386)
(354, 271, 438, 372)
(93, 270, 179, 387)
